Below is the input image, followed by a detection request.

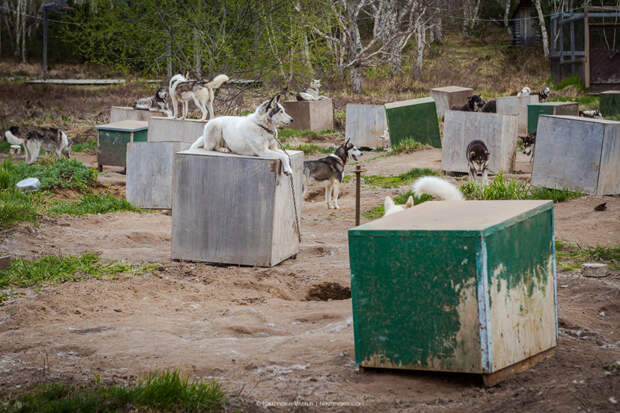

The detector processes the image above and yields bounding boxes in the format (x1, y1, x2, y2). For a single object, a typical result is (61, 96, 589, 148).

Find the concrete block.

(430, 86, 474, 117)
(345, 104, 387, 148)
(441, 111, 519, 174)
(528, 102, 579, 134)
(110, 106, 167, 123)
(532, 115, 620, 195)
(95, 120, 148, 169)
(171, 149, 304, 267)
(148, 117, 207, 144)
(126, 141, 189, 209)
(600, 91, 620, 118)
(385, 97, 441, 148)
(497, 95, 539, 136)
(281, 99, 334, 132)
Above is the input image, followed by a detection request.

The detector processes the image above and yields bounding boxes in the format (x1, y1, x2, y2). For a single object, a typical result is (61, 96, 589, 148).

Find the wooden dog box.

(147, 117, 207, 144)
(430, 86, 474, 118)
(282, 99, 334, 132)
(171, 149, 304, 267)
(441, 110, 518, 174)
(385, 97, 441, 148)
(527, 102, 578, 135)
(110, 106, 167, 123)
(532, 115, 620, 195)
(345, 104, 387, 148)
(600, 90, 620, 118)
(497, 95, 539, 136)
(95, 120, 148, 170)
(348, 200, 557, 385)
(126, 141, 189, 209)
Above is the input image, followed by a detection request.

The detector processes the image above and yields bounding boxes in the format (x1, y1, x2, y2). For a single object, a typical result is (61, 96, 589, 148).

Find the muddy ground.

(0, 81, 619, 411)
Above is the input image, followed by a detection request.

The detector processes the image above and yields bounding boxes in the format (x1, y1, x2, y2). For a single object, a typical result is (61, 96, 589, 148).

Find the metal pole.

(43, 8, 48, 80)
(354, 164, 365, 226)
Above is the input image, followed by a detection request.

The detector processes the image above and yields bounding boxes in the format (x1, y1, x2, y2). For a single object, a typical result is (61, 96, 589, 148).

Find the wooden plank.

(482, 347, 556, 387)
(110, 106, 167, 123)
(497, 95, 540, 136)
(345, 104, 387, 148)
(282, 99, 334, 132)
(430, 86, 473, 117)
(385, 97, 441, 148)
(147, 117, 207, 143)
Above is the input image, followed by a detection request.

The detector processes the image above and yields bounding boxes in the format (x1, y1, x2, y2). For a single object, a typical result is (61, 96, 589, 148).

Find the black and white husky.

(7, 127, 71, 164)
(383, 177, 464, 216)
(132, 87, 172, 117)
(302, 139, 362, 209)
(466, 140, 490, 185)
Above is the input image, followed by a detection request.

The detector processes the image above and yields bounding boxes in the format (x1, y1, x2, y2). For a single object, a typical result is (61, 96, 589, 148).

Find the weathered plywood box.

(171, 149, 304, 267)
(532, 115, 620, 195)
(95, 120, 148, 170)
(430, 86, 474, 117)
(345, 104, 387, 148)
(126, 141, 189, 209)
(349, 200, 557, 384)
(600, 91, 620, 118)
(441, 111, 518, 174)
(527, 102, 579, 134)
(281, 99, 334, 132)
(385, 97, 441, 148)
(147, 117, 207, 144)
(497, 95, 539, 136)
(110, 106, 167, 123)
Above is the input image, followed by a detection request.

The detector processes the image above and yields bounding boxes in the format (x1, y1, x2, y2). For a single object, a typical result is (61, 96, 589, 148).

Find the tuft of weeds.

(553, 75, 585, 91)
(283, 143, 334, 155)
(0, 369, 225, 412)
(0, 189, 40, 228)
(362, 168, 439, 188)
(555, 239, 620, 271)
(49, 193, 144, 216)
(389, 138, 430, 155)
(72, 139, 97, 153)
(279, 128, 337, 142)
(363, 190, 433, 218)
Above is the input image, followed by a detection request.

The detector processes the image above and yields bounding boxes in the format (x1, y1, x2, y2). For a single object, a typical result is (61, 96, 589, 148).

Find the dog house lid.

(529, 102, 577, 107)
(385, 96, 435, 110)
(177, 148, 303, 161)
(352, 200, 552, 234)
(541, 115, 620, 125)
(431, 86, 473, 93)
(95, 120, 148, 132)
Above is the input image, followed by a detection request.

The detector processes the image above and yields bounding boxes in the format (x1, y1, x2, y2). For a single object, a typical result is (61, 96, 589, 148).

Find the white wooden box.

(110, 106, 167, 123)
(126, 141, 189, 209)
(171, 149, 304, 266)
(497, 95, 539, 136)
(345, 104, 387, 148)
(441, 111, 519, 174)
(532, 115, 620, 195)
(147, 117, 207, 144)
(430, 86, 474, 117)
(282, 99, 333, 132)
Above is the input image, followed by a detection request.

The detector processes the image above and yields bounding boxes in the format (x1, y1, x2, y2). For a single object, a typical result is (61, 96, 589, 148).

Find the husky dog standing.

(383, 176, 464, 216)
(466, 140, 490, 185)
(170, 73, 229, 120)
(538, 87, 550, 102)
(189, 94, 295, 175)
(302, 139, 362, 209)
(132, 87, 172, 117)
(297, 79, 328, 101)
(13, 127, 71, 164)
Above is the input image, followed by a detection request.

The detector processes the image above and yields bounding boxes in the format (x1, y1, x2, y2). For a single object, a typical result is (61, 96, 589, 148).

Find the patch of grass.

(362, 168, 439, 188)
(389, 138, 430, 155)
(548, 95, 599, 109)
(0, 158, 97, 192)
(48, 193, 144, 216)
(279, 128, 336, 142)
(555, 239, 620, 271)
(0, 253, 156, 290)
(0, 370, 225, 412)
(0, 189, 40, 229)
(0, 141, 12, 153)
(460, 173, 583, 202)
(363, 190, 433, 218)
(72, 139, 97, 153)
(554, 75, 584, 91)
(283, 143, 335, 155)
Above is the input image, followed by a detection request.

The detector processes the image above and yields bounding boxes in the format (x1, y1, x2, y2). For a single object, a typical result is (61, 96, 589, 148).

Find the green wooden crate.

(600, 91, 620, 118)
(385, 97, 441, 148)
(527, 102, 578, 134)
(95, 120, 148, 169)
(348, 200, 557, 382)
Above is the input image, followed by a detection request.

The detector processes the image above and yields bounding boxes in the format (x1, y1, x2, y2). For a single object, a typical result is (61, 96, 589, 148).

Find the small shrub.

(553, 75, 584, 91)
(1, 158, 97, 192)
(390, 138, 429, 155)
(0, 190, 40, 228)
(49, 193, 143, 215)
(283, 143, 334, 155)
(555, 239, 619, 271)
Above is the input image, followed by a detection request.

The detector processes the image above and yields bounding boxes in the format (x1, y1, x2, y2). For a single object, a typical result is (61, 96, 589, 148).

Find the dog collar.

(257, 124, 275, 136)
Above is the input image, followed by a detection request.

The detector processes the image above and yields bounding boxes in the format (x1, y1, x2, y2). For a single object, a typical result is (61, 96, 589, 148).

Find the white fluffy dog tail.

(412, 176, 464, 201)
(189, 135, 204, 150)
(4, 130, 24, 145)
(169, 74, 186, 91)
(206, 74, 229, 89)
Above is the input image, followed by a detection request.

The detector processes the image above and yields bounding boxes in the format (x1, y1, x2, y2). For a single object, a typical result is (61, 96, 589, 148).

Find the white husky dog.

(517, 86, 531, 97)
(169, 73, 229, 120)
(383, 176, 464, 216)
(189, 94, 294, 175)
(297, 79, 328, 101)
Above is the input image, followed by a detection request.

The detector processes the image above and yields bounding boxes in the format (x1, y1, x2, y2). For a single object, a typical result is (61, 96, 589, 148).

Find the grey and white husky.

(132, 87, 172, 117)
(466, 140, 490, 185)
(170, 73, 229, 120)
(302, 139, 362, 209)
(189, 94, 294, 175)
(9, 127, 71, 164)
(297, 79, 328, 101)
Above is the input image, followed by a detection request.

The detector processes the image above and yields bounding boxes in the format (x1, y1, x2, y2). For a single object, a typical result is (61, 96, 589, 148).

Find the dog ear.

(274, 94, 281, 104)
(405, 196, 414, 208)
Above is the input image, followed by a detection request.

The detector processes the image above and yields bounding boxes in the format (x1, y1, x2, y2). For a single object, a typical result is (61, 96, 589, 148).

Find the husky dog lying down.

(297, 79, 328, 101)
(132, 87, 172, 117)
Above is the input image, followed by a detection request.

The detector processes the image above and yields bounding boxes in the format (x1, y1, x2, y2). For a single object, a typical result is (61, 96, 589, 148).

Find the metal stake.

(42, 8, 48, 80)
(354, 164, 365, 226)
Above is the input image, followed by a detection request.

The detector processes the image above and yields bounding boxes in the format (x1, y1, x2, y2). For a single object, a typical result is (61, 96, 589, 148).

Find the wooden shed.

(510, 0, 540, 46)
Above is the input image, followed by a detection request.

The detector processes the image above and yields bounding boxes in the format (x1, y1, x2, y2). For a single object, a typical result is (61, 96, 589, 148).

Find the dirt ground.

(1, 142, 619, 412)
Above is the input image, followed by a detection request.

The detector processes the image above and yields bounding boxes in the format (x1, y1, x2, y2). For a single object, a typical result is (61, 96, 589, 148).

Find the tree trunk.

(415, 22, 426, 76)
(535, 0, 550, 57)
(350, 64, 363, 94)
(433, 13, 443, 44)
(504, 0, 512, 37)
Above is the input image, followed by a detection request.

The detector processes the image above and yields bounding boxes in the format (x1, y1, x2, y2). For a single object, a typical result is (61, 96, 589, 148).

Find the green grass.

(460, 173, 583, 202)
(0, 189, 40, 228)
(49, 194, 144, 216)
(283, 143, 335, 155)
(0, 370, 225, 412)
(0, 253, 156, 290)
(548, 95, 599, 109)
(361, 168, 439, 188)
(0, 141, 12, 153)
(278, 128, 338, 143)
(553, 75, 585, 91)
(72, 139, 97, 153)
(363, 190, 433, 218)
(389, 138, 430, 155)
(555, 240, 620, 271)
(0, 157, 97, 192)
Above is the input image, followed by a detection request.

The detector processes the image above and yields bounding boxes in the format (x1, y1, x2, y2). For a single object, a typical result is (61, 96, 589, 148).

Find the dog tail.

(189, 135, 204, 151)
(4, 128, 24, 145)
(206, 74, 229, 89)
(169, 74, 186, 91)
(412, 176, 464, 201)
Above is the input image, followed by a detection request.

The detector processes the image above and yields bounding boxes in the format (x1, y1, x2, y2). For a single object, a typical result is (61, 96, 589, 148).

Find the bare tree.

(462, 0, 481, 38)
(534, 0, 549, 57)
(502, 0, 512, 37)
